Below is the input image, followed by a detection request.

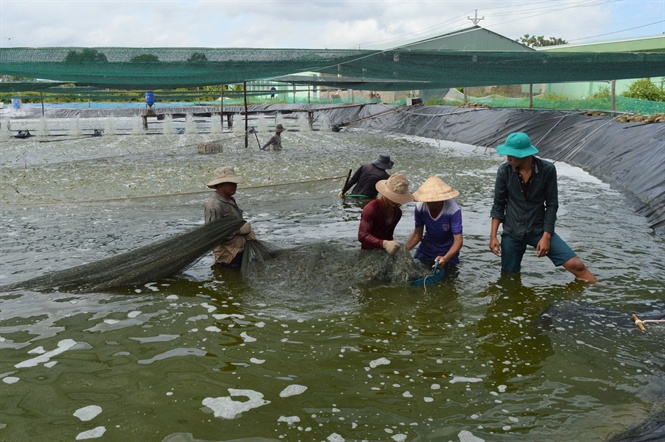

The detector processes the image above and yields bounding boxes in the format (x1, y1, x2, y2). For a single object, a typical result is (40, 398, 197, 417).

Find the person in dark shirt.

(489, 132, 597, 283)
(339, 154, 393, 199)
(358, 173, 413, 255)
(260, 124, 285, 151)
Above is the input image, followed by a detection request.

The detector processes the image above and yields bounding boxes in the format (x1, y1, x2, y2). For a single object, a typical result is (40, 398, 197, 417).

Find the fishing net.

(0, 219, 248, 293)
(238, 241, 427, 300)
(0, 213, 429, 295)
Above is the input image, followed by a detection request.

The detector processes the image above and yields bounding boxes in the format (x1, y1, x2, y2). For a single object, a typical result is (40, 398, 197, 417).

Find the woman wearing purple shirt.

(406, 176, 463, 267)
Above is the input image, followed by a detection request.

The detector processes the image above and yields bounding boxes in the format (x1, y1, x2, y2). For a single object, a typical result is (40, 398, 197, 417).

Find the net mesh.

(0, 219, 245, 293)
(1, 47, 664, 91)
(0, 218, 430, 295)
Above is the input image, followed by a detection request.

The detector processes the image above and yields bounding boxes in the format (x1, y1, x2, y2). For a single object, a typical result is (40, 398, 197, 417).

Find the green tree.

(519, 34, 567, 48)
(622, 78, 665, 102)
(187, 52, 208, 63)
(130, 54, 160, 63)
(64, 48, 108, 63)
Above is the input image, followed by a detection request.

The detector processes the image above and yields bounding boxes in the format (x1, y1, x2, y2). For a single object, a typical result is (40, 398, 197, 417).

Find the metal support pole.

(244, 82, 248, 148)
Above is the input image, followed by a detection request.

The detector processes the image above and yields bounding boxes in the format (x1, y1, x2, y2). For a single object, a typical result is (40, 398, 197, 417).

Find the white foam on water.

(15, 339, 77, 368)
(75, 426, 106, 440)
(202, 388, 270, 419)
(250, 358, 265, 364)
(240, 332, 257, 343)
(3, 376, 19, 384)
(279, 384, 308, 398)
(277, 415, 300, 425)
(449, 376, 483, 384)
(138, 348, 206, 365)
(129, 334, 180, 344)
(327, 433, 344, 442)
(369, 357, 390, 368)
(459, 429, 485, 442)
(74, 405, 102, 422)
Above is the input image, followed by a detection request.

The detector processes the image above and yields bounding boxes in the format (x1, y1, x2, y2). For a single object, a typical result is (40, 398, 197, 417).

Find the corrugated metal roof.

(395, 26, 534, 52)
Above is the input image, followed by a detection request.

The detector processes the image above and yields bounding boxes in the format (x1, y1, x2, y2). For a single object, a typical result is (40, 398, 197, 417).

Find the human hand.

(338, 192, 345, 198)
(433, 256, 447, 267)
(246, 229, 256, 241)
(489, 236, 501, 256)
(383, 240, 401, 255)
(238, 222, 252, 235)
(535, 236, 551, 258)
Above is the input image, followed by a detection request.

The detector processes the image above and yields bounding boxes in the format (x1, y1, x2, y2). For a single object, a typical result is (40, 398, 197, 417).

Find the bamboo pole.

(244, 82, 248, 148)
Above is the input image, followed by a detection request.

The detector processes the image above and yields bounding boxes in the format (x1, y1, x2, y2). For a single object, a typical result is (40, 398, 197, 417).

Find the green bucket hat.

(497, 132, 539, 158)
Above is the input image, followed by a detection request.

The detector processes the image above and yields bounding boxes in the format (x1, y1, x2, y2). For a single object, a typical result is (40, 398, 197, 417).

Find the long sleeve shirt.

(358, 198, 402, 250)
(205, 193, 245, 263)
(342, 163, 389, 198)
(490, 156, 558, 240)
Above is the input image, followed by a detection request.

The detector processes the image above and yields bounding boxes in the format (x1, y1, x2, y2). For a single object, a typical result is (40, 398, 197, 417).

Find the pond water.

(0, 115, 664, 441)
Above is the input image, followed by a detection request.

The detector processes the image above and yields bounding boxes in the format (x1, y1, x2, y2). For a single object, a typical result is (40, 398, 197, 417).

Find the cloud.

(0, 0, 661, 49)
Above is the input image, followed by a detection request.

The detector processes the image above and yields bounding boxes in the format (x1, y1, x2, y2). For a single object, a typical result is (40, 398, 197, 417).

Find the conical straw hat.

(412, 176, 459, 202)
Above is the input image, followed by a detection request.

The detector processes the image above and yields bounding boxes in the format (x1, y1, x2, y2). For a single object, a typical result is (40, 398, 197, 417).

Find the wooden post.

(244, 81, 248, 148)
(529, 84, 533, 108)
(220, 85, 224, 132)
(463, 88, 468, 103)
(40, 92, 45, 116)
(611, 80, 616, 112)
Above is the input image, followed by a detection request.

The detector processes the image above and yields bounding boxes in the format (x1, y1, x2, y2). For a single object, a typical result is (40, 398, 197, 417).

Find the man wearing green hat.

(489, 132, 597, 283)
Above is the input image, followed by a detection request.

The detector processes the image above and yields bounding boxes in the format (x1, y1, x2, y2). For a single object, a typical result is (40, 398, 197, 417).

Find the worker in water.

(204, 166, 256, 269)
(406, 176, 463, 268)
(489, 132, 597, 283)
(339, 154, 393, 199)
(358, 173, 413, 255)
(260, 124, 286, 151)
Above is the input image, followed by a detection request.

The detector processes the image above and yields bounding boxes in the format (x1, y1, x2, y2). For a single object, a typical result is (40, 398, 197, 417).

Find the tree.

(130, 54, 160, 63)
(187, 52, 208, 63)
(64, 48, 108, 63)
(622, 78, 665, 102)
(519, 34, 567, 48)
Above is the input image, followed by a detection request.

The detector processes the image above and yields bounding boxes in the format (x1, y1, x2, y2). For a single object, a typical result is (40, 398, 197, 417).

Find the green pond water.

(0, 115, 663, 441)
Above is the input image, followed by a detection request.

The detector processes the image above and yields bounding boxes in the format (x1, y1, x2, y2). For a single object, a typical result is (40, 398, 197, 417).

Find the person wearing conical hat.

(260, 124, 286, 151)
(358, 173, 414, 255)
(406, 176, 463, 267)
(339, 154, 394, 199)
(490, 132, 597, 283)
(204, 166, 256, 269)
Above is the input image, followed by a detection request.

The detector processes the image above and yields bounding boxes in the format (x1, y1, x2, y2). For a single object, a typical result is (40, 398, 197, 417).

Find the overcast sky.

(0, 0, 663, 49)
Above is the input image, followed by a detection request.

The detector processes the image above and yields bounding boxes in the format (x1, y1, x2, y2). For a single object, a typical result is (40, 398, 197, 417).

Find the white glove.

(383, 240, 401, 255)
(238, 222, 252, 235)
(246, 229, 256, 241)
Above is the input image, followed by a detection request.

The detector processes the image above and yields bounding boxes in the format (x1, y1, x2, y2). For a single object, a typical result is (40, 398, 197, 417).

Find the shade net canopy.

(1, 47, 665, 92)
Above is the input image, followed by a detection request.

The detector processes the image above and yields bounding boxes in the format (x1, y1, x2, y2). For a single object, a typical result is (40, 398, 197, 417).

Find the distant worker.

(489, 132, 597, 283)
(204, 166, 257, 269)
(260, 124, 286, 151)
(358, 173, 413, 255)
(406, 176, 463, 267)
(340, 154, 393, 199)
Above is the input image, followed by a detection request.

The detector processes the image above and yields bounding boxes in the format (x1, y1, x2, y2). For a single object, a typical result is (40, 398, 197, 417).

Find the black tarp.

(321, 104, 665, 235)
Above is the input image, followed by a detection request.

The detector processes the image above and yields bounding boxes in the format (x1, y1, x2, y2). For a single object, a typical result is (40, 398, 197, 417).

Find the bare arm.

(435, 233, 463, 265)
(405, 227, 424, 251)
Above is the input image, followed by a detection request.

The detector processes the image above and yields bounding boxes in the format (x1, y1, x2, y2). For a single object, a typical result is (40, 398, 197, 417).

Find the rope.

(632, 313, 665, 331)
(5, 175, 347, 206)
